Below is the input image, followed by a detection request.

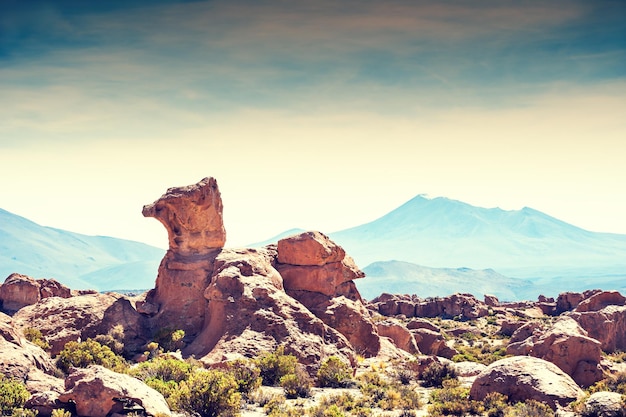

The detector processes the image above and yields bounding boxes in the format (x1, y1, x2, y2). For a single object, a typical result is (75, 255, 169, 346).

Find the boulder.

(0, 312, 62, 394)
(276, 231, 345, 266)
(406, 317, 440, 332)
(484, 294, 499, 307)
(575, 290, 626, 313)
(0, 273, 72, 312)
(13, 293, 118, 355)
(58, 366, 171, 417)
(556, 290, 603, 314)
(507, 317, 603, 387)
(470, 356, 584, 410)
(275, 231, 364, 297)
(412, 328, 457, 359)
(583, 391, 626, 417)
(570, 305, 626, 352)
(376, 320, 420, 354)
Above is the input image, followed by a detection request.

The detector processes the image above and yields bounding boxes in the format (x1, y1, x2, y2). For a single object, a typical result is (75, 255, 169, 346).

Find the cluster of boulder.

(0, 176, 625, 416)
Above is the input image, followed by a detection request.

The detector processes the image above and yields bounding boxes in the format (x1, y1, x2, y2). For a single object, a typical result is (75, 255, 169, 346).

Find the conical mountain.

(330, 195, 626, 278)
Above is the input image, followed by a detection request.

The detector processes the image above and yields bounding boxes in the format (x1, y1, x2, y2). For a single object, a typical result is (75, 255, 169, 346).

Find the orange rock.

(142, 177, 226, 255)
(277, 231, 345, 266)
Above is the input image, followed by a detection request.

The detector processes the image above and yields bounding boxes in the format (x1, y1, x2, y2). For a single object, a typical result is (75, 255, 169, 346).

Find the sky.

(0, 0, 625, 249)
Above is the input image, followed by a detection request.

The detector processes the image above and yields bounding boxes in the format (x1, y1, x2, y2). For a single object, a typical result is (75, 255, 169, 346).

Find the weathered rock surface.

(0, 273, 71, 312)
(556, 290, 602, 314)
(376, 320, 420, 354)
(142, 176, 226, 254)
(184, 247, 356, 370)
(369, 293, 489, 320)
(58, 365, 171, 417)
(470, 356, 585, 410)
(575, 290, 626, 313)
(583, 391, 626, 417)
(507, 316, 603, 386)
(277, 231, 345, 266)
(13, 293, 118, 355)
(0, 312, 62, 396)
(412, 328, 457, 359)
(570, 305, 626, 353)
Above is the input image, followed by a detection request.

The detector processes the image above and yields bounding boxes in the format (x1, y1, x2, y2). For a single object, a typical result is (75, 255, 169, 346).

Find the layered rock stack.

(142, 177, 395, 369)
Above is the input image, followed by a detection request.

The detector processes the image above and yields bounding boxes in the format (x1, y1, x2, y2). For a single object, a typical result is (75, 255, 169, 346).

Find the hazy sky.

(1, 0, 625, 249)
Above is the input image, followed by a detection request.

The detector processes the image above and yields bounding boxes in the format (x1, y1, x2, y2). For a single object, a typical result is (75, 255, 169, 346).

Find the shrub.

(129, 356, 193, 383)
(280, 366, 312, 399)
(504, 400, 554, 417)
(152, 328, 186, 352)
(0, 375, 30, 414)
(9, 409, 37, 417)
(317, 356, 353, 388)
(225, 358, 261, 397)
(51, 410, 72, 417)
(484, 392, 509, 417)
(172, 369, 241, 417)
(23, 327, 50, 350)
(428, 379, 485, 416)
(56, 338, 126, 374)
(421, 361, 458, 388)
(255, 346, 298, 386)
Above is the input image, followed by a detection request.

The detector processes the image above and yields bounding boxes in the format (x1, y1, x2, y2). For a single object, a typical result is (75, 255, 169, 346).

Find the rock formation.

(506, 316, 604, 387)
(369, 293, 490, 320)
(13, 293, 120, 356)
(0, 273, 71, 312)
(58, 365, 171, 417)
(142, 177, 391, 371)
(583, 392, 626, 417)
(470, 356, 585, 410)
(570, 304, 626, 353)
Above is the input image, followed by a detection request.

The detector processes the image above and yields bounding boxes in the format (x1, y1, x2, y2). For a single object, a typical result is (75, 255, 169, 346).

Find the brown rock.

(484, 294, 499, 307)
(575, 290, 626, 313)
(470, 356, 584, 410)
(0, 274, 73, 313)
(277, 231, 345, 266)
(506, 317, 603, 387)
(142, 177, 226, 255)
(377, 320, 420, 354)
(13, 293, 118, 355)
(414, 293, 489, 319)
(570, 305, 626, 352)
(58, 366, 171, 417)
(184, 248, 357, 371)
(406, 317, 440, 332)
(412, 328, 457, 359)
(0, 312, 61, 393)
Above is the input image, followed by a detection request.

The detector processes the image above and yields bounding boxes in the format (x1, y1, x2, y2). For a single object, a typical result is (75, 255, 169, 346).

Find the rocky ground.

(0, 177, 624, 417)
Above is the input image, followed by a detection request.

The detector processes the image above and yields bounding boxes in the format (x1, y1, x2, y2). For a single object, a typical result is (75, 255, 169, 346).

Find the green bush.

(0, 375, 30, 414)
(129, 356, 193, 383)
(56, 338, 126, 374)
(317, 356, 353, 388)
(172, 369, 241, 417)
(23, 327, 50, 351)
(280, 366, 312, 399)
(152, 328, 185, 353)
(51, 410, 72, 417)
(504, 400, 554, 417)
(255, 346, 297, 386)
(9, 409, 37, 417)
(428, 379, 485, 416)
(421, 361, 458, 388)
(225, 358, 261, 397)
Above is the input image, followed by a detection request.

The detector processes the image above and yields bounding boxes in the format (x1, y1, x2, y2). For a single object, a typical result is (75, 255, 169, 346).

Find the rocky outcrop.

(369, 293, 489, 320)
(556, 290, 602, 314)
(142, 178, 391, 370)
(470, 356, 584, 410)
(506, 316, 603, 386)
(184, 247, 356, 370)
(0, 312, 62, 396)
(570, 305, 626, 353)
(58, 366, 171, 417)
(0, 273, 71, 312)
(275, 231, 381, 357)
(412, 328, 457, 359)
(13, 293, 119, 355)
(574, 290, 626, 313)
